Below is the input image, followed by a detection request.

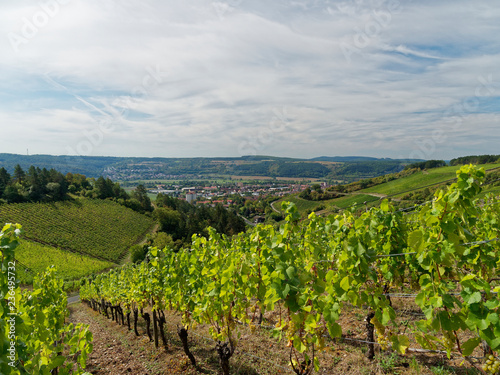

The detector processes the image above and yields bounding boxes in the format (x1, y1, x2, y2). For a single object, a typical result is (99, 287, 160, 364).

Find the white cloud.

(0, 0, 498, 159)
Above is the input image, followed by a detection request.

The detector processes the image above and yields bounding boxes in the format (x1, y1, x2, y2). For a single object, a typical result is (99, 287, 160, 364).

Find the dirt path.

(121, 222, 160, 265)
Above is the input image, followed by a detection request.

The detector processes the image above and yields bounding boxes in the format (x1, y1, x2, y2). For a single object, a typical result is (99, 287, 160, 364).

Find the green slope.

(360, 163, 500, 197)
(274, 195, 323, 212)
(276, 163, 500, 216)
(0, 198, 155, 262)
(15, 241, 114, 284)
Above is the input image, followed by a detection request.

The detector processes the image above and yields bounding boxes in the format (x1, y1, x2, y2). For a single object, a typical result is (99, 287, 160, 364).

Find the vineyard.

(80, 165, 500, 375)
(0, 224, 93, 375)
(14, 241, 114, 284)
(0, 198, 155, 262)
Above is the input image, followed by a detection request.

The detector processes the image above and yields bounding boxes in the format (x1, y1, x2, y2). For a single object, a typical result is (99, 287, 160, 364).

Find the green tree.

(94, 176, 114, 199)
(152, 232, 175, 250)
(0, 167, 11, 199)
(131, 184, 152, 212)
(27, 166, 44, 201)
(154, 207, 183, 240)
(13, 164, 25, 184)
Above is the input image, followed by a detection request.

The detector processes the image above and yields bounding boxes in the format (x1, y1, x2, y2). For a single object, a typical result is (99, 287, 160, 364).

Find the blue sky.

(1, 0, 499, 159)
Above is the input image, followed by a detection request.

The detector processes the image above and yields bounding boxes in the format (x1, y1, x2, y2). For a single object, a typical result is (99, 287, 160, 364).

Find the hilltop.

(0, 153, 421, 182)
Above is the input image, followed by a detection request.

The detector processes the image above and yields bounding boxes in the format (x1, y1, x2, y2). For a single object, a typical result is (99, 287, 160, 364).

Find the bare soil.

(68, 299, 484, 375)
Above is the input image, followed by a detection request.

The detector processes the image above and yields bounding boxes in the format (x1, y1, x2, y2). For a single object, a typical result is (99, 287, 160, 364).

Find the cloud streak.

(0, 0, 498, 160)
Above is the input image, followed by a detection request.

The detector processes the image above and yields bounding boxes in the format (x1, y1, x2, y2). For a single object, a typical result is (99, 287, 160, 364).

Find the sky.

(1, 0, 499, 160)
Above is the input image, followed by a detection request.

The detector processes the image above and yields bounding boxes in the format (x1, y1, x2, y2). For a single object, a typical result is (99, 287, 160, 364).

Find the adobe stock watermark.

(43, 65, 167, 157)
(212, 0, 244, 21)
(8, 0, 74, 53)
(238, 107, 290, 156)
(408, 74, 496, 160)
(340, 0, 404, 63)
(6, 261, 17, 368)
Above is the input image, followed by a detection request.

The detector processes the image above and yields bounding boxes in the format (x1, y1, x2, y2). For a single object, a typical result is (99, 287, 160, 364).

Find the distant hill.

(0, 153, 422, 181)
(311, 156, 415, 162)
(0, 153, 122, 176)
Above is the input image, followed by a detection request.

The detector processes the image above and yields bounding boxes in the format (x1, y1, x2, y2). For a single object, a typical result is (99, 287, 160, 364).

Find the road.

(239, 214, 256, 227)
(68, 294, 80, 304)
(270, 200, 281, 213)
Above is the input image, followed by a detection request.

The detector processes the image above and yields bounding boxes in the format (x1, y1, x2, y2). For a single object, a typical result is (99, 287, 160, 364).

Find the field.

(0, 198, 155, 262)
(274, 195, 324, 212)
(328, 193, 381, 209)
(15, 241, 114, 284)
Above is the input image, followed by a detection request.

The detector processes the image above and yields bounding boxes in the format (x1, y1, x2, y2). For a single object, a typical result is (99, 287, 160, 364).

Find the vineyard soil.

(70, 302, 480, 375)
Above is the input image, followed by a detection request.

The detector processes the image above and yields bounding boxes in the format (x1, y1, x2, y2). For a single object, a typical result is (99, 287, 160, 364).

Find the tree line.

(450, 154, 500, 166)
(153, 194, 246, 249)
(0, 164, 152, 214)
(404, 160, 446, 170)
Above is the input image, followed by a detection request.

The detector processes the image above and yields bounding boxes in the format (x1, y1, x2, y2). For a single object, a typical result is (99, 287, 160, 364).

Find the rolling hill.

(0, 197, 155, 283)
(274, 162, 500, 216)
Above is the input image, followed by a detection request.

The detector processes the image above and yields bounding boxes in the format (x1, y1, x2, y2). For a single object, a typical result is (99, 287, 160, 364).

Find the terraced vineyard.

(0, 198, 154, 262)
(15, 241, 114, 284)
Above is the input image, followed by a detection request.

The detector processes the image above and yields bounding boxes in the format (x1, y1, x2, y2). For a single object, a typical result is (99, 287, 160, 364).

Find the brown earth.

(68, 299, 485, 375)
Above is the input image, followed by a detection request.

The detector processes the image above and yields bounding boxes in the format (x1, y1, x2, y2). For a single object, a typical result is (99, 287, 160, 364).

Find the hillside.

(0, 198, 155, 263)
(0, 153, 420, 181)
(15, 241, 114, 284)
(274, 162, 500, 216)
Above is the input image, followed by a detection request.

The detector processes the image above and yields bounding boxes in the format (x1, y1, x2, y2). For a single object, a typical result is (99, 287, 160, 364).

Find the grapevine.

(0, 224, 93, 375)
(0, 198, 154, 262)
(80, 165, 500, 374)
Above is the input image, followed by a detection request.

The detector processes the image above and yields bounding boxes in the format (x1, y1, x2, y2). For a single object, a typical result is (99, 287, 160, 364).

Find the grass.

(329, 194, 381, 209)
(361, 163, 500, 196)
(15, 240, 114, 284)
(275, 195, 324, 213)
(376, 351, 399, 373)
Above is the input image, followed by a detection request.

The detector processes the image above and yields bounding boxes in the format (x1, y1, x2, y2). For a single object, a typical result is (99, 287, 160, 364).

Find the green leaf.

(49, 356, 66, 370)
(314, 357, 320, 372)
(327, 322, 342, 338)
(293, 337, 307, 353)
(461, 337, 481, 356)
(380, 200, 389, 212)
(488, 313, 499, 325)
(381, 307, 395, 325)
(286, 266, 296, 279)
(340, 276, 350, 291)
(464, 291, 482, 304)
(282, 284, 290, 298)
(36, 310, 46, 326)
(408, 230, 423, 251)
(390, 335, 410, 355)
